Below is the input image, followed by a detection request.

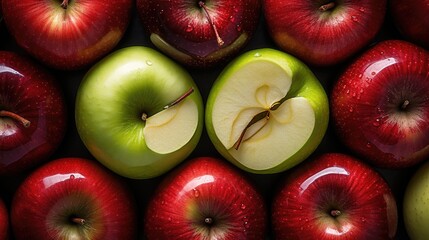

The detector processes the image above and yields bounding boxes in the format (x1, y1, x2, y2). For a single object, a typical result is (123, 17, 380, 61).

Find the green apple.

(205, 48, 329, 174)
(403, 160, 429, 239)
(75, 46, 204, 179)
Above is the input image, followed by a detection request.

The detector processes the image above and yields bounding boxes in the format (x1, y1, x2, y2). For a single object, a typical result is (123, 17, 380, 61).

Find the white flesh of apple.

(211, 60, 315, 170)
(144, 98, 198, 154)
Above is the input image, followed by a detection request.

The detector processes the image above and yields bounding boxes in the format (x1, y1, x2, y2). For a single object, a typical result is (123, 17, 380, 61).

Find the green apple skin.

(75, 46, 204, 179)
(403, 160, 429, 240)
(205, 48, 329, 174)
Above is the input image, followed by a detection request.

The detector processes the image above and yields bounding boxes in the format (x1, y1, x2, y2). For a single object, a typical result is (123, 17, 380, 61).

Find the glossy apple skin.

(11, 157, 137, 240)
(1, 0, 132, 70)
(403, 160, 429, 239)
(390, 0, 429, 49)
(0, 51, 67, 175)
(75, 46, 204, 179)
(136, 0, 261, 68)
(144, 157, 267, 239)
(331, 40, 429, 168)
(263, 0, 386, 66)
(272, 153, 398, 239)
(206, 48, 329, 174)
(0, 198, 8, 240)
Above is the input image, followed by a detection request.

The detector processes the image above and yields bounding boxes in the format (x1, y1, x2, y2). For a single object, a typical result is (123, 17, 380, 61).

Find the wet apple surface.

(0, 2, 421, 239)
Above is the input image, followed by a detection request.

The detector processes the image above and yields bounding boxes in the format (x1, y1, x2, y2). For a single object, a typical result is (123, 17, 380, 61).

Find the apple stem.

(401, 100, 410, 110)
(330, 210, 341, 217)
(0, 110, 31, 128)
(60, 0, 69, 9)
(233, 110, 270, 150)
(199, 1, 225, 47)
(71, 217, 86, 225)
(319, 2, 336, 11)
(204, 217, 214, 225)
(164, 87, 194, 110)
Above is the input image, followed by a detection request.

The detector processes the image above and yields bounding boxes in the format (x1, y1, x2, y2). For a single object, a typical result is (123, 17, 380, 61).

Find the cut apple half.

(210, 60, 316, 170)
(144, 98, 198, 154)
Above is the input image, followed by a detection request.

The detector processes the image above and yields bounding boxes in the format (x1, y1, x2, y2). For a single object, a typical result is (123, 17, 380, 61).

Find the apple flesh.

(0, 51, 67, 175)
(263, 0, 387, 66)
(331, 40, 429, 168)
(403, 160, 429, 239)
(206, 48, 329, 174)
(272, 153, 398, 239)
(1, 0, 133, 70)
(144, 156, 267, 239)
(390, 0, 429, 49)
(75, 46, 204, 179)
(136, 0, 261, 68)
(11, 157, 137, 240)
(0, 198, 8, 240)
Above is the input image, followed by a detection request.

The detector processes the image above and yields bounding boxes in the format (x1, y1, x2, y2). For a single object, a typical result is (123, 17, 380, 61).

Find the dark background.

(0, 4, 420, 240)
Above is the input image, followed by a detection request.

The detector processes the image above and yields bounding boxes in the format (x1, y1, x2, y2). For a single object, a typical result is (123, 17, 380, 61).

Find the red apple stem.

(0, 110, 31, 128)
(71, 217, 86, 225)
(233, 110, 270, 150)
(164, 87, 194, 110)
(401, 100, 410, 110)
(319, 2, 336, 11)
(60, 0, 69, 9)
(199, 1, 225, 47)
(330, 210, 341, 217)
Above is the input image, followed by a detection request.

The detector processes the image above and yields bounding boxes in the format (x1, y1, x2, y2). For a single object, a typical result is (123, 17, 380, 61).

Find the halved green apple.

(206, 48, 329, 174)
(75, 46, 204, 179)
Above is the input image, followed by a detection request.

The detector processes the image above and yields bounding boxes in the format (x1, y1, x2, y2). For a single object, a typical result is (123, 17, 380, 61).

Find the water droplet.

(349, 107, 354, 113)
(380, 51, 384, 55)
(346, 89, 350, 94)
(359, 7, 365, 12)
(229, 15, 235, 22)
(358, 74, 363, 78)
(233, 5, 239, 12)
(366, 142, 372, 148)
(168, 217, 172, 222)
(146, 60, 153, 66)
(161, 200, 165, 205)
(240, 204, 246, 210)
(192, 189, 200, 198)
(186, 24, 193, 32)
(254, 52, 261, 57)
(373, 118, 381, 127)
(244, 221, 249, 228)
(371, 71, 376, 76)
(236, 24, 242, 32)
(361, 217, 366, 222)
(351, 15, 358, 22)
(69, 174, 75, 180)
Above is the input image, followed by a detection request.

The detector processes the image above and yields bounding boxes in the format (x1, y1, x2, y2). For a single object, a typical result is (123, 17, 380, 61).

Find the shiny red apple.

(263, 0, 386, 66)
(331, 40, 429, 168)
(272, 153, 398, 239)
(11, 157, 137, 240)
(0, 51, 67, 175)
(390, 0, 429, 49)
(0, 198, 8, 240)
(136, 0, 261, 68)
(144, 156, 267, 239)
(1, 0, 132, 70)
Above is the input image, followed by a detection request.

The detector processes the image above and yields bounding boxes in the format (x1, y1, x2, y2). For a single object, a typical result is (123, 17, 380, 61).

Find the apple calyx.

(198, 1, 225, 47)
(141, 87, 194, 121)
(60, 0, 69, 9)
(0, 110, 31, 128)
(319, 2, 336, 11)
(233, 96, 287, 150)
(70, 217, 86, 226)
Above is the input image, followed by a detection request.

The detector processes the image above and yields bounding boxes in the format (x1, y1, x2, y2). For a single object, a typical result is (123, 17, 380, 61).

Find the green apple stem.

(233, 110, 270, 150)
(319, 2, 336, 11)
(60, 0, 69, 9)
(199, 1, 225, 47)
(71, 217, 86, 225)
(141, 87, 194, 121)
(330, 210, 341, 217)
(0, 110, 31, 128)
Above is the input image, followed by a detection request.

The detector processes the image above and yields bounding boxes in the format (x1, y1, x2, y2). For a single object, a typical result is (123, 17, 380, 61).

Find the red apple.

(11, 157, 137, 240)
(390, 0, 429, 49)
(144, 156, 267, 239)
(1, 0, 132, 70)
(136, 0, 261, 68)
(331, 40, 429, 168)
(0, 198, 8, 240)
(0, 51, 67, 175)
(272, 153, 398, 239)
(263, 0, 386, 66)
